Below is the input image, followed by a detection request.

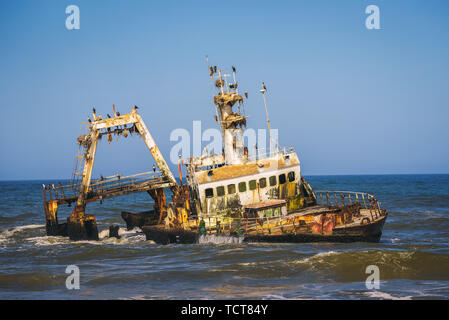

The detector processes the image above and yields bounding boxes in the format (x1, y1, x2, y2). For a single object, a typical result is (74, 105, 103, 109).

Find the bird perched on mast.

(262, 82, 267, 91)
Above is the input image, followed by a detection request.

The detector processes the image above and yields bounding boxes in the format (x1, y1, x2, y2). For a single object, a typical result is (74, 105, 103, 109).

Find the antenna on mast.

(231, 65, 241, 112)
(231, 66, 238, 93)
(260, 82, 273, 156)
(216, 68, 225, 95)
(206, 55, 214, 78)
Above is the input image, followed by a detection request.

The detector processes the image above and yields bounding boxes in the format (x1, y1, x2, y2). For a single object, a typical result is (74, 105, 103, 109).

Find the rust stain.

(196, 157, 299, 184)
(197, 163, 260, 183)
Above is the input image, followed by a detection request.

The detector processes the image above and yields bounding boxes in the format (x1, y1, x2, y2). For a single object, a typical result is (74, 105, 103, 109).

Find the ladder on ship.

(70, 124, 90, 188)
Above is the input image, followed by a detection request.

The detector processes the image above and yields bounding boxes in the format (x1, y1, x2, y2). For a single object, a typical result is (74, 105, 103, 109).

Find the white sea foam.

(0, 224, 44, 244)
(263, 294, 289, 300)
(219, 247, 244, 253)
(364, 291, 413, 300)
(126, 295, 148, 300)
(25, 226, 149, 246)
(26, 235, 69, 246)
(292, 251, 338, 265)
(198, 234, 244, 245)
(236, 260, 272, 267)
(98, 229, 110, 239)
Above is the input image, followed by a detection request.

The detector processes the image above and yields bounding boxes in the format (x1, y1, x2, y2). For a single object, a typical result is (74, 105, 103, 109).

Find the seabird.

(262, 82, 267, 91)
(232, 66, 236, 73)
(244, 91, 248, 99)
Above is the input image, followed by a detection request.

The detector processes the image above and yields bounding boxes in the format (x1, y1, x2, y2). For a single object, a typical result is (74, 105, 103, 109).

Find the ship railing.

(313, 190, 386, 220)
(189, 213, 303, 237)
(246, 146, 294, 162)
(42, 171, 167, 204)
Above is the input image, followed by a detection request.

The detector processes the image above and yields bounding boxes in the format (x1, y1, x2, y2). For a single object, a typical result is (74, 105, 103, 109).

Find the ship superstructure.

(183, 64, 314, 223)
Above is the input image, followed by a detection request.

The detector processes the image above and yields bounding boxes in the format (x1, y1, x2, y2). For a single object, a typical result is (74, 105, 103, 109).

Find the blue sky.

(0, 0, 448, 180)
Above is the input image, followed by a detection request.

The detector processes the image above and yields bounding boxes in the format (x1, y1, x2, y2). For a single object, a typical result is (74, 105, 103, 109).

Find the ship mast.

(260, 82, 274, 156)
(208, 61, 247, 165)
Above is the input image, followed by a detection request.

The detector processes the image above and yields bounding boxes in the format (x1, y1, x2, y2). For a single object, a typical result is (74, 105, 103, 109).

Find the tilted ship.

(42, 62, 388, 244)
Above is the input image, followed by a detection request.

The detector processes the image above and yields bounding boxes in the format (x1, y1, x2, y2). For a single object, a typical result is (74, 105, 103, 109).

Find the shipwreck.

(42, 62, 388, 244)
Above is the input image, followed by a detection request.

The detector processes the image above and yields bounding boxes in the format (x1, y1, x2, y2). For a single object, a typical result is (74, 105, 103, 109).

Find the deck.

(42, 171, 175, 206)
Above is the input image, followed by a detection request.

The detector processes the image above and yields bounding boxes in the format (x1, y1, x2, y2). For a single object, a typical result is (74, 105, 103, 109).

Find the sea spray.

(198, 234, 244, 245)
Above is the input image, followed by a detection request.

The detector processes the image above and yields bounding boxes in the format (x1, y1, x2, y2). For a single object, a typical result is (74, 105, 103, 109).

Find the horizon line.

(1, 172, 448, 182)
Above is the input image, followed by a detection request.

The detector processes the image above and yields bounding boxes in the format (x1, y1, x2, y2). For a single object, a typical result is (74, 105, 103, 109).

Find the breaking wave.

(24, 227, 149, 247)
(198, 234, 244, 245)
(289, 249, 449, 281)
(0, 224, 44, 245)
(363, 291, 413, 300)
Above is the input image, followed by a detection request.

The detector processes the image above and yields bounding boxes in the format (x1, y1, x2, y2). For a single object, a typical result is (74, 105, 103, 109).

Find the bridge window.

(216, 186, 225, 197)
(269, 176, 277, 186)
(238, 181, 247, 193)
(205, 188, 214, 198)
(288, 171, 295, 182)
(227, 184, 236, 194)
(279, 173, 286, 185)
(249, 180, 257, 190)
(259, 177, 267, 188)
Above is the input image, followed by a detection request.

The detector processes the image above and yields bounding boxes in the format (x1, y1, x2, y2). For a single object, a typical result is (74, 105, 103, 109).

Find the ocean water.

(0, 174, 448, 300)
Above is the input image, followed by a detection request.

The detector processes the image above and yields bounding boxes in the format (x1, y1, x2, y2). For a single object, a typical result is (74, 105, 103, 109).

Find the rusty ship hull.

(140, 209, 388, 245)
(137, 194, 389, 245)
(243, 215, 387, 244)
